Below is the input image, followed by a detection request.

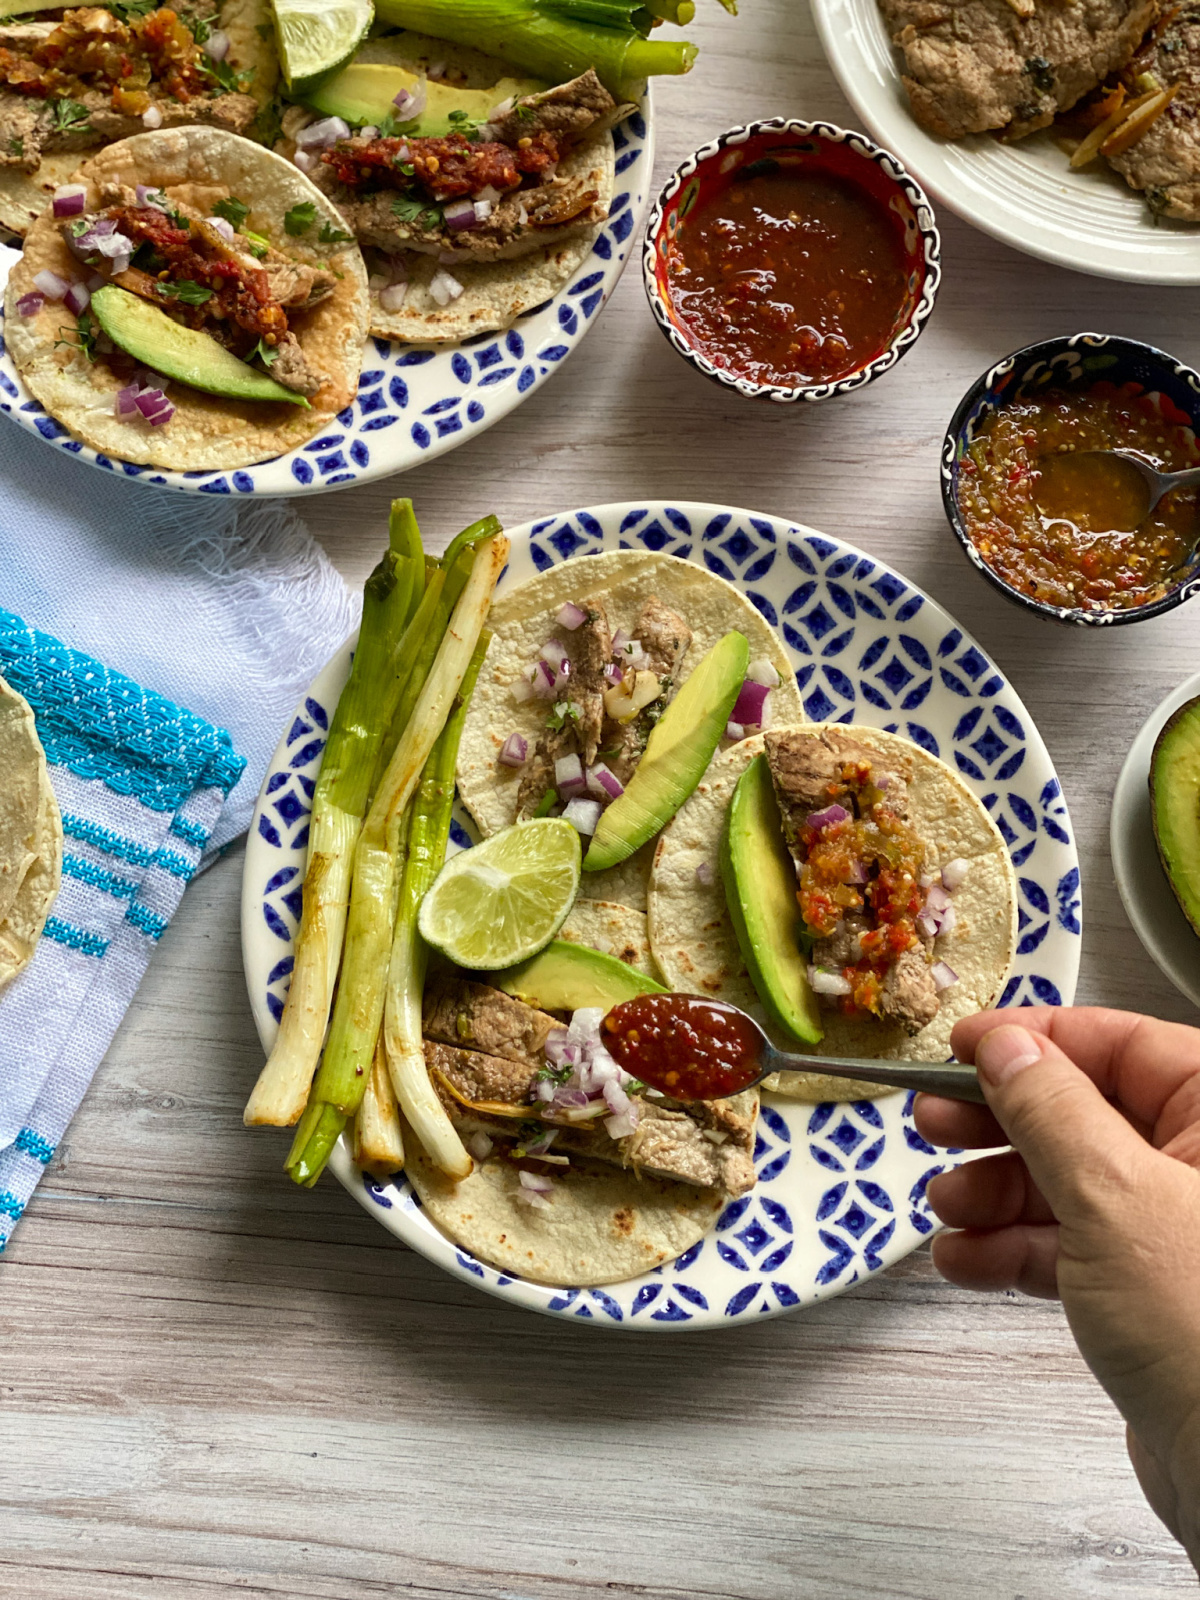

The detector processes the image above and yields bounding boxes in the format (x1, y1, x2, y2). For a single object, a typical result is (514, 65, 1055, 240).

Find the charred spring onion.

(243, 500, 424, 1129)
(286, 529, 508, 1187)
(370, 0, 700, 98)
(353, 1035, 406, 1176)
(384, 633, 488, 1182)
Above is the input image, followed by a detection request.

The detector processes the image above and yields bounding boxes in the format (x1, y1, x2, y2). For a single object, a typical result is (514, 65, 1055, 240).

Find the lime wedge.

(418, 820, 582, 970)
(271, 0, 373, 95)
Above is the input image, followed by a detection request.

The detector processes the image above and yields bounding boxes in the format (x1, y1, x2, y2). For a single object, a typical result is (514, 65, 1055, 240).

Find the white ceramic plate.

(242, 500, 1081, 1329)
(1111, 670, 1200, 1008)
(0, 104, 650, 495)
(809, 0, 1200, 284)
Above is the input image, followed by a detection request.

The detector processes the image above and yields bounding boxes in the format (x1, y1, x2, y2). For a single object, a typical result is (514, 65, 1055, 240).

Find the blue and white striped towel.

(0, 429, 358, 1250)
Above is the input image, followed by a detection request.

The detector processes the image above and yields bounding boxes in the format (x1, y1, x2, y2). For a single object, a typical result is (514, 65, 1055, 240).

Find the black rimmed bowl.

(642, 118, 942, 404)
(943, 332, 1200, 628)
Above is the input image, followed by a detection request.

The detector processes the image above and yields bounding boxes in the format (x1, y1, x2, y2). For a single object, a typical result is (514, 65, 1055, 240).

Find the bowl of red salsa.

(643, 119, 941, 403)
(943, 333, 1200, 626)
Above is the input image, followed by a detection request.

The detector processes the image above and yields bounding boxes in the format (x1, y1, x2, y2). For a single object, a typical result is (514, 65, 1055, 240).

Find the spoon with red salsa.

(603, 993, 987, 1104)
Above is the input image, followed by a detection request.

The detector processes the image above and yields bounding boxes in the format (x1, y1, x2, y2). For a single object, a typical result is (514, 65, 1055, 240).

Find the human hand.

(914, 1007, 1200, 1567)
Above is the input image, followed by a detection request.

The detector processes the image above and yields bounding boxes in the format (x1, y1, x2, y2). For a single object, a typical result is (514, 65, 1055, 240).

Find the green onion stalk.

(285, 529, 508, 1187)
(383, 633, 488, 1181)
(352, 1035, 406, 1175)
(370, 0, 698, 98)
(243, 501, 424, 1129)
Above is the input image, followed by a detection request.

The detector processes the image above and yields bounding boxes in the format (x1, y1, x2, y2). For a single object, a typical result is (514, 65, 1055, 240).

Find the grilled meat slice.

(265, 332, 322, 397)
(516, 601, 612, 815)
(764, 727, 909, 861)
(423, 976, 559, 1067)
(600, 593, 692, 784)
(812, 912, 871, 970)
(881, 947, 940, 1034)
(0, 91, 46, 170)
(424, 1039, 542, 1106)
(489, 68, 622, 145)
(1107, 12, 1200, 221)
(878, 0, 1157, 139)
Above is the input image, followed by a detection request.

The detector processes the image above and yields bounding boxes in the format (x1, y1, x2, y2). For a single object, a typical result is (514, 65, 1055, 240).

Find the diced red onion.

(467, 1131, 493, 1161)
(540, 639, 568, 672)
(543, 1028, 570, 1064)
(616, 638, 651, 670)
(941, 857, 970, 891)
(916, 913, 938, 941)
(924, 883, 952, 916)
(586, 763, 623, 801)
(51, 184, 87, 218)
(846, 859, 868, 886)
(554, 752, 585, 796)
(88, 230, 134, 261)
(746, 658, 781, 689)
(511, 675, 534, 704)
(114, 384, 142, 419)
(63, 281, 89, 315)
(695, 860, 713, 886)
(379, 282, 408, 312)
(731, 677, 771, 730)
(532, 659, 557, 699)
(203, 27, 229, 58)
(134, 386, 167, 418)
(522, 1127, 558, 1155)
(33, 269, 69, 302)
(429, 268, 464, 306)
(919, 872, 936, 891)
(938, 903, 957, 936)
(498, 732, 528, 768)
(135, 184, 168, 211)
(392, 80, 427, 118)
(602, 1078, 631, 1117)
(142, 104, 163, 129)
(931, 961, 959, 991)
(293, 149, 318, 174)
(611, 627, 629, 655)
(491, 96, 514, 118)
(806, 804, 850, 832)
(556, 601, 587, 631)
(208, 214, 236, 242)
(725, 721, 745, 742)
(809, 967, 853, 996)
(444, 197, 482, 232)
(295, 115, 350, 148)
(473, 199, 493, 223)
(15, 291, 43, 317)
(604, 1110, 639, 1140)
(603, 663, 623, 685)
(358, 124, 378, 141)
(520, 1188, 553, 1210)
(518, 1169, 554, 1194)
(563, 797, 601, 835)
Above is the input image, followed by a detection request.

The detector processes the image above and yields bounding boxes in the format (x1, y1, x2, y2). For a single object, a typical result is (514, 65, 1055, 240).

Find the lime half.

(271, 0, 373, 95)
(418, 820, 582, 971)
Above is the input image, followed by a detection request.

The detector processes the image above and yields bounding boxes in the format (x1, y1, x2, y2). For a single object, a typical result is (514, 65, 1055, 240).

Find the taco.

(0, 674, 61, 990)
(407, 972, 754, 1285)
(648, 725, 1019, 1100)
(456, 550, 806, 911)
(0, 0, 277, 238)
(284, 30, 629, 342)
(4, 126, 369, 469)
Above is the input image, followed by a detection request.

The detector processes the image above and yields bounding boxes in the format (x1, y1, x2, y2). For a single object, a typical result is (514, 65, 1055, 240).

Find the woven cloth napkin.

(0, 428, 358, 1249)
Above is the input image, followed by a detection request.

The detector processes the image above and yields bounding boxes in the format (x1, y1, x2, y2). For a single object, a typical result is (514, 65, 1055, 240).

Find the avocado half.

(1150, 694, 1200, 938)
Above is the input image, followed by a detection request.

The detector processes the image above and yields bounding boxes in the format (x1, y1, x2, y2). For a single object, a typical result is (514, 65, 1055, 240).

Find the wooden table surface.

(5, 3, 1200, 1595)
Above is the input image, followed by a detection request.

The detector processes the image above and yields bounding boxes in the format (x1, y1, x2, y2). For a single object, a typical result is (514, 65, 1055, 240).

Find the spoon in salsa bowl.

(1035, 448, 1200, 544)
(602, 993, 987, 1104)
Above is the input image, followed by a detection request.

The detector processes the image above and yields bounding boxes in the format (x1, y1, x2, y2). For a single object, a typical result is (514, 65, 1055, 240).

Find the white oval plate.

(810, 0, 1200, 285)
(242, 500, 1081, 1329)
(1111, 670, 1200, 1008)
(0, 105, 650, 496)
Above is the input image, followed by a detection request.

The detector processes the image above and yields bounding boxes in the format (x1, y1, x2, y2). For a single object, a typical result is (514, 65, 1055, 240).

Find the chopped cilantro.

(318, 220, 353, 243)
(109, 0, 156, 18)
(535, 1062, 572, 1085)
(284, 200, 316, 236)
(391, 193, 442, 229)
(8, 135, 23, 157)
(55, 309, 98, 361)
(515, 102, 536, 122)
(157, 278, 214, 305)
(250, 336, 278, 366)
(212, 195, 250, 229)
(202, 55, 254, 94)
(532, 788, 558, 818)
(50, 98, 90, 133)
(241, 228, 270, 258)
(376, 112, 418, 139)
(188, 13, 210, 42)
(67, 218, 90, 238)
(546, 700, 581, 731)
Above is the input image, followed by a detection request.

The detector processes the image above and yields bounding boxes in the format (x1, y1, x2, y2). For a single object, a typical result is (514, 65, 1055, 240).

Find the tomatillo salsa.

(957, 383, 1200, 612)
(663, 165, 911, 389)
(603, 993, 765, 1100)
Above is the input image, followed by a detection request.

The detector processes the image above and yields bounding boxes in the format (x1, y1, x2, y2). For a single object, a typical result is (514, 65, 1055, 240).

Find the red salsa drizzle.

(664, 167, 910, 388)
(603, 994, 764, 1100)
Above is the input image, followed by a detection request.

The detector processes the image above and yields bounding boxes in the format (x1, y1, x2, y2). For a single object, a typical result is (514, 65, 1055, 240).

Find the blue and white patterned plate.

(0, 107, 649, 497)
(241, 501, 1081, 1329)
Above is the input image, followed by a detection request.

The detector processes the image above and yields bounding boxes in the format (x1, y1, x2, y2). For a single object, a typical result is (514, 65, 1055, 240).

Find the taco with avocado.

(282, 29, 631, 342)
(454, 550, 806, 912)
(4, 125, 368, 469)
(0, 673, 61, 990)
(648, 724, 1019, 1101)
(406, 971, 755, 1286)
(0, 0, 278, 238)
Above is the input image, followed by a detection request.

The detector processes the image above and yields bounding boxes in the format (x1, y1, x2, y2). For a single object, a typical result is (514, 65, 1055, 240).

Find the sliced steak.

(764, 727, 909, 861)
(878, 0, 1158, 139)
(423, 976, 559, 1066)
(881, 948, 940, 1034)
(424, 1039, 541, 1105)
(516, 601, 612, 815)
(1107, 11, 1200, 219)
(599, 594, 691, 785)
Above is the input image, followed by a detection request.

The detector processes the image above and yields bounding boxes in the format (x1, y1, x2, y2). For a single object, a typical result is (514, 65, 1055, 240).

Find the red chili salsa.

(603, 994, 764, 1100)
(958, 383, 1200, 611)
(664, 166, 911, 388)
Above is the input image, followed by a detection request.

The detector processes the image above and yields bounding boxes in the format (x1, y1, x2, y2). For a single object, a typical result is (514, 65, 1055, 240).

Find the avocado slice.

(493, 939, 666, 1011)
(1151, 694, 1200, 938)
(584, 630, 751, 874)
(307, 63, 545, 137)
(721, 754, 823, 1046)
(90, 286, 310, 407)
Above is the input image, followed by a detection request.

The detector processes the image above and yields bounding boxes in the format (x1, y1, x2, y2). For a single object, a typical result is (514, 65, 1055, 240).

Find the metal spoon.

(1037, 448, 1200, 539)
(604, 995, 988, 1104)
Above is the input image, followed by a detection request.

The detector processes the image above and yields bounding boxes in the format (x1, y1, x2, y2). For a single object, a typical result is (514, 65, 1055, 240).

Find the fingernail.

(976, 1025, 1043, 1086)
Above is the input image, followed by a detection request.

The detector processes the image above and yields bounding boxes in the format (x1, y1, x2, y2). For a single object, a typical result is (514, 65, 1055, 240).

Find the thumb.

(972, 1023, 1151, 1223)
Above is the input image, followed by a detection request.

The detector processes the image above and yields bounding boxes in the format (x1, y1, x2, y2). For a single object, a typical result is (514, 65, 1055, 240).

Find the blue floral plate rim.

(241, 499, 1082, 1329)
